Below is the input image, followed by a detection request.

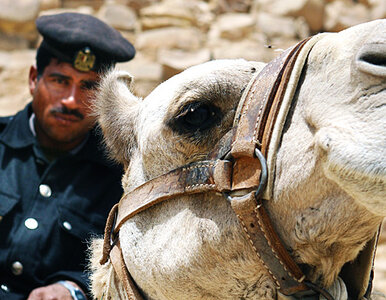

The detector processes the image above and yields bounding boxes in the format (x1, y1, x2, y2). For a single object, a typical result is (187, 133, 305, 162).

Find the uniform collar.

(0, 103, 36, 148)
(0, 103, 116, 167)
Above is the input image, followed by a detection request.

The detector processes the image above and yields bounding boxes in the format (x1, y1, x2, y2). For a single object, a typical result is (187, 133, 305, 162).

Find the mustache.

(50, 106, 84, 120)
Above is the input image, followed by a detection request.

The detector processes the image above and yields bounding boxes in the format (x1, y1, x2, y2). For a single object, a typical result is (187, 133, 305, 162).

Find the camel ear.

(94, 70, 140, 164)
(116, 71, 133, 87)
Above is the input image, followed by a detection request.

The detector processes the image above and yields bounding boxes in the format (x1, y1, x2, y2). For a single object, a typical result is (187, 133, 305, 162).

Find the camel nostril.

(356, 43, 386, 77)
(360, 53, 386, 67)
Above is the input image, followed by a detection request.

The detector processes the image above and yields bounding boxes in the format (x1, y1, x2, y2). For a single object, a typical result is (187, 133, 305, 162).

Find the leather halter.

(99, 36, 378, 300)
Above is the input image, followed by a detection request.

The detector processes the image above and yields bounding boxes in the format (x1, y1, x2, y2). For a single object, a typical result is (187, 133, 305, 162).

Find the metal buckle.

(254, 147, 267, 200)
(224, 146, 268, 202)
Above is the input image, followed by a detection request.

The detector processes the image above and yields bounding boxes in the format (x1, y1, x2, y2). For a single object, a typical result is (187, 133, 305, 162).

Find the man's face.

(29, 58, 100, 151)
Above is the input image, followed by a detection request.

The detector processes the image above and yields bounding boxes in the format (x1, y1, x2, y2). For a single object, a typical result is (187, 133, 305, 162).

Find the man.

(0, 12, 135, 300)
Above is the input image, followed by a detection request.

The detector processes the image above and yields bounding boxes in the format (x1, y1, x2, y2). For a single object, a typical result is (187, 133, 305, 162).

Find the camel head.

(94, 59, 265, 188)
(90, 20, 385, 300)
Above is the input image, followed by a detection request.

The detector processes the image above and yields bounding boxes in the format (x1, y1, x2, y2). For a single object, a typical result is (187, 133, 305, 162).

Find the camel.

(89, 19, 386, 300)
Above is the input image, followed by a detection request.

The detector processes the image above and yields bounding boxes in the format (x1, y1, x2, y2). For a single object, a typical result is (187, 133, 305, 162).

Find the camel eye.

(169, 102, 222, 136)
(184, 105, 212, 126)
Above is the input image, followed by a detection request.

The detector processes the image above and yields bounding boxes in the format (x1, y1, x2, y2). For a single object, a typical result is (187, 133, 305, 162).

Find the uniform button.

(63, 221, 72, 231)
(11, 261, 23, 276)
(39, 184, 52, 198)
(25, 218, 38, 230)
(0, 216, 3, 222)
(0, 284, 9, 292)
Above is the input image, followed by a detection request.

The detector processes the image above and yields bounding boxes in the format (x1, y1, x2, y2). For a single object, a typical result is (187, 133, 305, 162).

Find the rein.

(98, 35, 377, 300)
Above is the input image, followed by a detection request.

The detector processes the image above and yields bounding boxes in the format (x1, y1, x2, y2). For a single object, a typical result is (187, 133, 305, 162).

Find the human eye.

(48, 75, 68, 86)
(81, 81, 99, 91)
(54, 77, 65, 84)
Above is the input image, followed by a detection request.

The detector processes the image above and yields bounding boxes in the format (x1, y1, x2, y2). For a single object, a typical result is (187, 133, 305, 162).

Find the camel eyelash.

(168, 101, 222, 137)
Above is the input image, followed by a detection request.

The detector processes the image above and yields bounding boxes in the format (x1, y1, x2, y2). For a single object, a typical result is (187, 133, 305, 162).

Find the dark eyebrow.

(47, 73, 98, 88)
(81, 79, 98, 85)
(81, 79, 99, 89)
(47, 73, 71, 80)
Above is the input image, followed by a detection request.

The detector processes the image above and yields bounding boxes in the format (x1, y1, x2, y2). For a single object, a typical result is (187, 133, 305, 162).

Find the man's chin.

(41, 130, 88, 151)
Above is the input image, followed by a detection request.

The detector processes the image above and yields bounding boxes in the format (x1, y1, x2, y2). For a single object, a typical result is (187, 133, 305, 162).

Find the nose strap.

(111, 160, 232, 243)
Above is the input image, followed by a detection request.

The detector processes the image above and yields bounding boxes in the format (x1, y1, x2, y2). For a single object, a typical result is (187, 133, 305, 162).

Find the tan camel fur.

(90, 20, 386, 300)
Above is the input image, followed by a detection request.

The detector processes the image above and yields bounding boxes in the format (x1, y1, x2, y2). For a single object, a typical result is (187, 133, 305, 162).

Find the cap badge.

(74, 47, 96, 72)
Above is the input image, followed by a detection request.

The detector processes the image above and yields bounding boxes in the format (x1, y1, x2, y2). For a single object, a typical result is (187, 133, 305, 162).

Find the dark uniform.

(0, 12, 135, 300)
(0, 104, 123, 299)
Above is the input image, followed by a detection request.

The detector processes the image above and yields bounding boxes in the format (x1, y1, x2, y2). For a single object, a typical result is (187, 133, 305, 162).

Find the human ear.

(28, 65, 38, 96)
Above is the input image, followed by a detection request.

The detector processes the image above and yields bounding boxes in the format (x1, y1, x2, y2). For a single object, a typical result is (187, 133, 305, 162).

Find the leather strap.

(230, 37, 311, 191)
(110, 240, 145, 300)
(114, 160, 232, 234)
(229, 192, 307, 295)
(227, 38, 312, 295)
(259, 38, 311, 156)
(100, 160, 232, 265)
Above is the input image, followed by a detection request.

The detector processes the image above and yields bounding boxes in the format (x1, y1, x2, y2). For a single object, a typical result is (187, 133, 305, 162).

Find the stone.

(135, 27, 204, 58)
(141, 16, 192, 31)
(253, 0, 324, 32)
(125, 0, 161, 13)
(209, 0, 253, 13)
(0, 0, 40, 44)
(0, 33, 30, 51)
(40, 0, 61, 10)
(0, 50, 35, 116)
(0, 0, 40, 22)
(97, 2, 137, 31)
(140, 0, 213, 31)
(0, 21, 37, 46)
(62, 0, 104, 10)
(210, 38, 276, 63)
(208, 13, 256, 41)
(140, 2, 194, 29)
(324, 0, 371, 32)
(38, 7, 95, 18)
(370, 0, 386, 19)
(256, 12, 310, 40)
(158, 48, 211, 80)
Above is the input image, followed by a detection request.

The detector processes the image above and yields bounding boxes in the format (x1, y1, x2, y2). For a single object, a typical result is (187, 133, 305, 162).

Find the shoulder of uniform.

(0, 115, 13, 133)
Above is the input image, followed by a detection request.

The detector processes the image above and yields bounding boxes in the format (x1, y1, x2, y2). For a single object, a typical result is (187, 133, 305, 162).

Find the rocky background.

(0, 0, 384, 294)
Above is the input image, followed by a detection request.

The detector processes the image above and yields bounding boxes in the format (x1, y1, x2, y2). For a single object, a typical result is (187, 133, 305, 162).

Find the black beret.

(36, 12, 135, 72)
